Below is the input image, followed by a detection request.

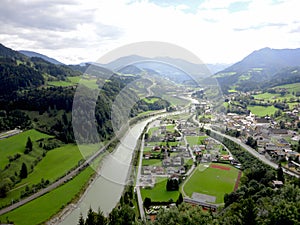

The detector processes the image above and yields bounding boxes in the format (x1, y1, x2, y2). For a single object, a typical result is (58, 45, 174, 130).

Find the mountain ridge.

(19, 50, 63, 65)
(214, 47, 300, 91)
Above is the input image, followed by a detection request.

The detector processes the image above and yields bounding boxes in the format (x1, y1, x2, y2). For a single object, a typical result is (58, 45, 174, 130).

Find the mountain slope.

(0, 43, 28, 60)
(19, 50, 63, 65)
(214, 47, 300, 91)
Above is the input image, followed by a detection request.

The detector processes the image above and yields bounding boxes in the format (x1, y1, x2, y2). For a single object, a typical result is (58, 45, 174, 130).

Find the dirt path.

(234, 171, 242, 191)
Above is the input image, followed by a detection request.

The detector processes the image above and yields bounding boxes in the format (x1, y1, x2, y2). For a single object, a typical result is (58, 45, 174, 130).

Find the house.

(166, 167, 177, 175)
(270, 129, 288, 135)
(144, 152, 151, 159)
(162, 158, 171, 167)
(173, 157, 182, 166)
(272, 180, 283, 188)
(221, 155, 230, 161)
(143, 166, 152, 175)
(153, 166, 165, 175)
(179, 166, 186, 174)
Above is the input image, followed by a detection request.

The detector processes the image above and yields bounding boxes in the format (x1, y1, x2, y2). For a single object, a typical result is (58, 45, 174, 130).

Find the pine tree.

(25, 137, 33, 153)
(20, 163, 28, 179)
(78, 213, 85, 225)
(85, 207, 95, 225)
(277, 163, 284, 183)
(95, 208, 106, 225)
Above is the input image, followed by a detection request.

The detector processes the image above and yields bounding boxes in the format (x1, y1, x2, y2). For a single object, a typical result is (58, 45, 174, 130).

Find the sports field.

(183, 163, 240, 203)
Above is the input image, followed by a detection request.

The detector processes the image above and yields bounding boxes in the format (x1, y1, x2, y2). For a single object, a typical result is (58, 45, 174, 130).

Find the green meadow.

(0, 129, 52, 169)
(247, 105, 277, 117)
(48, 76, 98, 89)
(141, 177, 180, 202)
(186, 136, 208, 146)
(0, 167, 94, 225)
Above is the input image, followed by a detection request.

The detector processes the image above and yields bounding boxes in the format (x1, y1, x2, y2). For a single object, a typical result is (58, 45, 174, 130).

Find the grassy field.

(0, 144, 87, 207)
(288, 102, 300, 109)
(166, 124, 175, 132)
(0, 129, 52, 169)
(16, 144, 83, 187)
(148, 127, 159, 137)
(141, 177, 180, 202)
(183, 163, 239, 203)
(273, 82, 300, 93)
(252, 92, 281, 100)
(147, 141, 180, 147)
(186, 136, 208, 146)
(247, 105, 277, 117)
(48, 76, 98, 89)
(0, 167, 94, 225)
(142, 97, 160, 104)
(142, 159, 161, 166)
(162, 94, 189, 106)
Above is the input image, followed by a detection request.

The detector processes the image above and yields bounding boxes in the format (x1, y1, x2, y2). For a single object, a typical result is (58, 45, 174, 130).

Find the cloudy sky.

(0, 0, 299, 65)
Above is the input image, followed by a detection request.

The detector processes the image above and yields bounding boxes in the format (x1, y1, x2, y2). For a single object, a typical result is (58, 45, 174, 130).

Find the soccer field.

(183, 163, 240, 203)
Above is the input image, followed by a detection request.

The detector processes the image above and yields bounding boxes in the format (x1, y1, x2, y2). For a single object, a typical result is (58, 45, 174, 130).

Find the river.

(58, 117, 157, 224)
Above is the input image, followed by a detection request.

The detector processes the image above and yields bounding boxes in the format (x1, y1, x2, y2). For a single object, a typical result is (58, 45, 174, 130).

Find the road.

(204, 124, 300, 178)
(0, 129, 22, 140)
(0, 138, 116, 216)
(135, 135, 146, 220)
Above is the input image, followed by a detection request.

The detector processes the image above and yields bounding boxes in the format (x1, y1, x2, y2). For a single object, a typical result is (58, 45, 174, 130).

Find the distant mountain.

(100, 55, 148, 70)
(117, 65, 143, 74)
(214, 47, 300, 91)
(99, 54, 214, 86)
(206, 63, 231, 74)
(19, 50, 63, 65)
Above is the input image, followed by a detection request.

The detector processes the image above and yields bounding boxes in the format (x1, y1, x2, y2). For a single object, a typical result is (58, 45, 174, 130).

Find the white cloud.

(0, 0, 299, 65)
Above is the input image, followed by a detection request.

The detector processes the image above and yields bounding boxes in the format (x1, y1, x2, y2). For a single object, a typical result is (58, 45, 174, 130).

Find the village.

(193, 90, 300, 174)
(137, 113, 242, 219)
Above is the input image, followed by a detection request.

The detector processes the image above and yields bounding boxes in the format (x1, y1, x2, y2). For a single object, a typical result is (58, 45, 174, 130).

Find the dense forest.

(0, 44, 170, 144)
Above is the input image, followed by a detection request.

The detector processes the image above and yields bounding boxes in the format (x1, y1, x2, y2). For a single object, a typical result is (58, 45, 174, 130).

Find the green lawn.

(0, 167, 94, 225)
(162, 95, 189, 106)
(247, 105, 277, 117)
(142, 159, 161, 166)
(48, 76, 98, 89)
(141, 177, 180, 202)
(186, 136, 207, 146)
(142, 97, 160, 104)
(0, 129, 52, 169)
(288, 102, 299, 109)
(166, 124, 175, 132)
(147, 141, 180, 147)
(16, 144, 83, 187)
(252, 92, 281, 100)
(0, 144, 86, 207)
(47, 80, 74, 87)
(183, 163, 239, 203)
(148, 127, 159, 137)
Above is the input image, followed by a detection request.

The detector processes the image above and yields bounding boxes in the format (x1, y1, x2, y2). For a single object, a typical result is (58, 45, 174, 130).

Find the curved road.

(204, 125, 299, 178)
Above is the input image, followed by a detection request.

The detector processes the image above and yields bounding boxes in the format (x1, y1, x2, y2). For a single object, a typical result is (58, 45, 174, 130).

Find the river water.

(59, 118, 155, 225)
